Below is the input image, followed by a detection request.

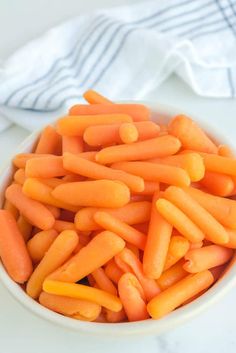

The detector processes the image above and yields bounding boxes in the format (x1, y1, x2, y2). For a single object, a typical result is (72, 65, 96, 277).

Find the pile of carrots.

(0, 89, 236, 323)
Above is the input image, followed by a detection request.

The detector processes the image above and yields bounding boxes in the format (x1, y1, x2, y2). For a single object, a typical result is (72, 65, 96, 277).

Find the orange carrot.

(94, 211, 146, 250)
(119, 123, 139, 144)
(45, 205, 60, 219)
(200, 171, 234, 196)
(91, 267, 117, 295)
(52, 180, 130, 208)
(157, 260, 188, 290)
(6, 184, 55, 230)
(224, 228, 236, 249)
(105, 308, 127, 323)
(168, 115, 217, 153)
(62, 136, 84, 154)
(27, 229, 58, 263)
(184, 245, 233, 273)
(54, 220, 76, 232)
(156, 198, 204, 243)
(63, 153, 144, 193)
(200, 153, 236, 176)
(164, 235, 190, 271)
(118, 273, 149, 321)
(57, 114, 133, 136)
(14, 168, 26, 185)
(104, 260, 124, 284)
(39, 291, 101, 321)
(17, 215, 33, 242)
(25, 156, 68, 178)
(48, 231, 125, 283)
(3, 199, 19, 219)
(126, 243, 140, 258)
(26, 230, 79, 298)
(111, 161, 190, 187)
(69, 103, 150, 122)
(134, 181, 159, 195)
(147, 270, 214, 319)
(83, 89, 112, 104)
(35, 125, 62, 154)
(164, 186, 229, 244)
(13, 153, 52, 169)
(37, 177, 64, 188)
(62, 174, 85, 183)
(189, 241, 203, 249)
(143, 191, 172, 279)
(75, 201, 151, 231)
(96, 135, 181, 164)
(218, 144, 234, 157)
(0, 210, 33, 283)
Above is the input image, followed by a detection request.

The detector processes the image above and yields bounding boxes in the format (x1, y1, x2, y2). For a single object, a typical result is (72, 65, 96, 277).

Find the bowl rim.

(0, 101, 236, 336)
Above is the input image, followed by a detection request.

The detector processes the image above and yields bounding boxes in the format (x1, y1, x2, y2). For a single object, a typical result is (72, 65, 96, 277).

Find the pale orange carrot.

(157, 260, 188, 290)
(26, 230, 79, 298)
(164, 235, 190, 271)
(17, 215, 33, 241)
(0, 210, 33, 283)
(168, 115, 217, 153)
(189, 241, 203, 249)
(119, 123, 139, 144)
(143, 191, 172, 279)
(118, 273, 149, 321)
(35, 125, 62, 154)
(147, 270, 214, 319)
(27, 229, 58, 263)
(3, 199, 19, 219)
(62, 174, 85, 183)
(62, 136, 84, 154)
(54, 220, 76, 232)
(126, 243, 140, 258)
(25, 156, 69, 178)
(91, 267, 117, 295)
(224, 228, 236, 249)
(200, 171, 234, 196)
(63, 153, 144, 193)
(218, 144, 234, 157)
(13, 153, 52, 168)
(6, 184, 55, 230)
(83, 89, 112, 104)
(14, 168, 26, 185)
(104, 260, 124, 284)
(200, 153, 236, 176)
(37, 177, 64, 188)
(184, 245, 233, 273)
(96, 135, 181, 164)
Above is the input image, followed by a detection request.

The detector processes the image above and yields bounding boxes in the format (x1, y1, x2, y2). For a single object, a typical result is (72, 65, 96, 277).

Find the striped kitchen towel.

(0, 0, 236, 131)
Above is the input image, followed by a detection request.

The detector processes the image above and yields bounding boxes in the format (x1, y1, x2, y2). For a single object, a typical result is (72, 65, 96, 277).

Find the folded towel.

(0, 0, 235, 131)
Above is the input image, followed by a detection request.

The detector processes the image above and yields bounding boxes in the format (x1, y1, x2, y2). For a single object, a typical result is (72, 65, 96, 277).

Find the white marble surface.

(1, 1, 236, 353)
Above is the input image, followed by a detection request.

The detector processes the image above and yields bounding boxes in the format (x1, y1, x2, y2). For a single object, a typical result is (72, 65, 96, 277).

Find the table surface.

(1, 1, 236, 353)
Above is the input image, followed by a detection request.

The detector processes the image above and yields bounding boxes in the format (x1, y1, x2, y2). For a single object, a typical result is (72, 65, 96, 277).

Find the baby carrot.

(143, 191, 172, 279)
(164, 186, 229, 244)
(105, 308, 127, 323)
(147, 270, 214, 319)
(96, 135, 181, 164)
(62, 136, 84, 154)
(35, 125, 62, 154)
(94, 211, 146, 250)
(224, 228, 236, 249)
(75, 201, 151, 231)
(25, 156, 68, 178)
(52, 180, 130, 208)
(45, 205, 60, 219)
(6, 184, 55, 230)
(104, 259, 124, 284)
(39, 292, 101, 321)
(218, 145, 234, 157)
(184, 186, 236, 229)
(17, 215, 33, 242)
(200, 153, 236, 176)
(43, 280, 122, 312)
(157, 260, 188, 290)
(27, 229, 58, 263)
(69, 103, 150, 122)
(37, 177, 64, 188)
(13, 153, 52, 169)
(63, 153, 144, 193)
(119, 123, 139, 144)
(189, 241, 203, 249)
(83, 89, 112, 104)
(54, 220, 76, 232)
(26, 230, 79, 298)
(126, 243, 140, 258)
(184, 245, 233, 273)
(168, 115, 217, 153)
(3, 199, 19, 219)
(164, 235, 190, 271)
(14, 168, 26, 185)
(200, 171, 234, 196)
(111, 162, 190, 187)
(156, 198, 204, 243)
(0, 210, 33, 283)
(48, 231, 125, 283)
(134, 181, 159, 195)
(57, 114, 132, 136)
(118, 273, 149, 321)
(91, 267, 117, 295)
(23, 178, 79, 212)
(115, 248, 160, 300)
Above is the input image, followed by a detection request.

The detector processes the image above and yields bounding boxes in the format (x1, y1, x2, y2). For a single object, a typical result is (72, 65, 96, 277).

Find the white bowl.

(0, 102, 236, 336)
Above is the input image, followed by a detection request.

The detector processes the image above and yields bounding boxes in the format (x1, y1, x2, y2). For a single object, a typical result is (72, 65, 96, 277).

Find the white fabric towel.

(0, 0, 236, 131)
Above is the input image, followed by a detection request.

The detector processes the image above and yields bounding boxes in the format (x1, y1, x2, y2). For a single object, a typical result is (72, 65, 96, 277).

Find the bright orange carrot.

(94, 211, 146, 250)
(69, 103, 150, 122)
(200, 171, 234, 196)
(39, 291, 101, 321)
(143, 191, 172, 279)
(218, 144, 234, 157)
(13, 153, 52, 169)
(134, 181, 159, 195)
(164, 235, 190, 271)
(91, 267, 117, 295)
(25, 156, 69, 178)
(168, 115, 217, 153)
(147, 270, 214, 319)
(27, 229, 58, 263)
(157, 260, 188, 290)
(111, 161, 190, 187)
(43, 279, 122, 312)
(164, 186, 229, 244)
(63, 153, 144, 193)
(3, 199, 19, 219)
(54, 220, 76, 232)
(0, 210, 33, 283)
(119, 123, 138, 144)
(14, 168, 26, 185)
(224, 228, 236, 249)
(115, 248, 160, 301)
(105, 308, 127, 323)
(189, 241, 203, 249)
(62, 136, 84, 154)
(75, 201, 151, 231)
(104, 260, 124, 284)
(6, 184, 55, 230)
(57, 114, 133, 136)
(62, 174, 85, 183)
(37, 177, 64, 188)
(83, 89, 112, 104)
(96, 135, 181, 164)
(52, 180, 130, 208)
(17, 215, 33, 242)
(35, 125, 62, 154)
(118, 273, 149, 321)
(26, 230, 79, 298)
(184, 245, 233, 273)
(156, 198, 204, 243)
(45, 205, 60, 219)
(200, 153, 236, 176)
(48, 231, 125, 283)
